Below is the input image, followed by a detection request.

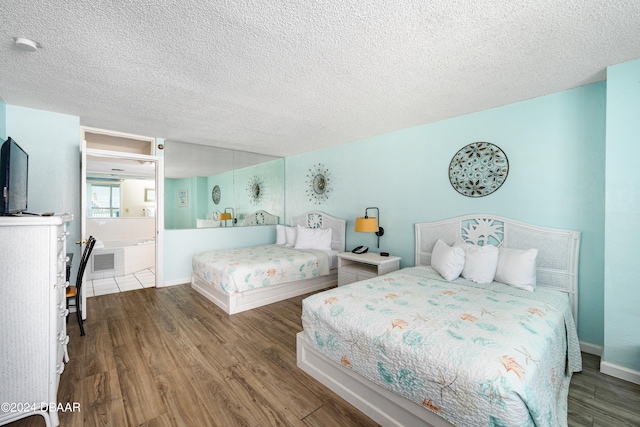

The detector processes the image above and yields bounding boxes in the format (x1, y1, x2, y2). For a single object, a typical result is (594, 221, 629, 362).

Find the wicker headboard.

(415, 214, 581, 321)
(241, 210, 279, 226)
(290, 211, 346, 253)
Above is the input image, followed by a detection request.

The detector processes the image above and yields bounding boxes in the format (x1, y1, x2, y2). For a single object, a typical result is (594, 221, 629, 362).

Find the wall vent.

(93, 253, 115, 272)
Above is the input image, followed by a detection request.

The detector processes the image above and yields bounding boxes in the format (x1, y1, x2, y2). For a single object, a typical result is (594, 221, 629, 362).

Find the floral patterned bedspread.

(301, 266, 581, 427)
(192, 244, 330, 294)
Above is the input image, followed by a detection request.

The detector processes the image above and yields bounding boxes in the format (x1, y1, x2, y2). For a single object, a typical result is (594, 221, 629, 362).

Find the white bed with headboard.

(191, 211, 345, 314)
(297, 214, 581, 427)
(414, 214, 581, 321)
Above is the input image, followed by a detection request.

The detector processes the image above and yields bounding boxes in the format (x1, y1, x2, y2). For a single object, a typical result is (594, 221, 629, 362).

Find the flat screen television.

(1, 137, 29, 215)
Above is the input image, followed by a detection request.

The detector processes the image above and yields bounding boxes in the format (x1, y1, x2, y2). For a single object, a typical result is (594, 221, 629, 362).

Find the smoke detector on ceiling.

(13, 37, 40, 52)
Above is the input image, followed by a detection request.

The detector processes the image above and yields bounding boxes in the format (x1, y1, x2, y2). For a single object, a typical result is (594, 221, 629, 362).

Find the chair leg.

(76, 304, 85, 336)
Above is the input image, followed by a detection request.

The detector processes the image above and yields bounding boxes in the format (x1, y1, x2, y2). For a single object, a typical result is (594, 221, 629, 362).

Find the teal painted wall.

(5, 105, 82, 277)
(164, 177, 200, 228)
(195, 176, 208, 221)
(604, 58, 640, 372)
(285, 83, 606, 345)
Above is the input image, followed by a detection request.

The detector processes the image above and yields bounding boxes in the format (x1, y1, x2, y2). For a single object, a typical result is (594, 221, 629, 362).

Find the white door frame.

(80, 128, 164, 320)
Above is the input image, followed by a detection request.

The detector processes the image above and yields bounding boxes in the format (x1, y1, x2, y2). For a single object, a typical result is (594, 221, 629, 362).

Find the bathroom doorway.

(80, 127, 164, 318)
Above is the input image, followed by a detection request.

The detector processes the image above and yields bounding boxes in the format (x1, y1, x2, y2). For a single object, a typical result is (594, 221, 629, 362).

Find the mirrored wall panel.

(163, 141, 284, 229)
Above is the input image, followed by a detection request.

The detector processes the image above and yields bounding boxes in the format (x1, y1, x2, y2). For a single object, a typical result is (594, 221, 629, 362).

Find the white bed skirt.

(191, 272, 337, 314)
(296, 332, 454, 427)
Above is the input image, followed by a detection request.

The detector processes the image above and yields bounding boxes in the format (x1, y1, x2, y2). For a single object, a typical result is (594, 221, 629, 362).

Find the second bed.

(191, 211, 346, 314)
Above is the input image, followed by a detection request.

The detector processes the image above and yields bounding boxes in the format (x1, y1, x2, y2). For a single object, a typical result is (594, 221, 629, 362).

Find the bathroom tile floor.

(86, 267, 156, 297)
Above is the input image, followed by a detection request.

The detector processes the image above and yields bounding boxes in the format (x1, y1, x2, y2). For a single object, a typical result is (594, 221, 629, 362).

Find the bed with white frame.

(191, 211, 345, 314)
(297, 214, 581, 427)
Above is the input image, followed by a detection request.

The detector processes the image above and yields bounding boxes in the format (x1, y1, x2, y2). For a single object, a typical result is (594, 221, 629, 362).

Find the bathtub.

(90, 240, 155, 279)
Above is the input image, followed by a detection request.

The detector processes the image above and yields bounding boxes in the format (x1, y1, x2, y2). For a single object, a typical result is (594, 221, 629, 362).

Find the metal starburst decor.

(306, 163, 331, 204)
(247, 176, 263, 205)
(449, 142, 509, 197)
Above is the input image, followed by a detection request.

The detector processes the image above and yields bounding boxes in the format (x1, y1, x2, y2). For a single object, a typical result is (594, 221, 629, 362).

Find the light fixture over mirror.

(163, 141, 284, 229)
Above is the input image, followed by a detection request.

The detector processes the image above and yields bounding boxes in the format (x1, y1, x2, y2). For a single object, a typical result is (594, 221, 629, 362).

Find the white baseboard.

(600, 361, 640, 385)
(579, 341, 603, 356)
(160, 277, 191, 287)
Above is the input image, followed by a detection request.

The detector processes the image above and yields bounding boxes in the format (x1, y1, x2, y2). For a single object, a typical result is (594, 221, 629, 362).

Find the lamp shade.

(355, 217, 378, 233)
(219, 213, 232, 221)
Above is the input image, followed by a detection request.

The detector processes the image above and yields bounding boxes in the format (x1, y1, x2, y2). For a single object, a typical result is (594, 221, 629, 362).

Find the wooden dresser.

(0, 214, 72, 427)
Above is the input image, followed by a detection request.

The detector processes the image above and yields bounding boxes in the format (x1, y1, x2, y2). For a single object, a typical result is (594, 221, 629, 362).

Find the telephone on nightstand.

(351, 246, 369, 254)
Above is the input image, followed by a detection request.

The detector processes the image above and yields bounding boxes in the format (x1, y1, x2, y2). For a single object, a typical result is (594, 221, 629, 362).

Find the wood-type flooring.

(6, 285, 640, 426)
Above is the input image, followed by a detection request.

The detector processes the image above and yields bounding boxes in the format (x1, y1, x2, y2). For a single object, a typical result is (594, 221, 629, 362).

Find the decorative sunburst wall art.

(449, 142, 509, 197)
(247, 176, 263, 205)
(306, 163, 331, 204)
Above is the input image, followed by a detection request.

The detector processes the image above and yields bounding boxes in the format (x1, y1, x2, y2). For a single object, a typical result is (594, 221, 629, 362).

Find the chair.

(66, 236, 96, 336)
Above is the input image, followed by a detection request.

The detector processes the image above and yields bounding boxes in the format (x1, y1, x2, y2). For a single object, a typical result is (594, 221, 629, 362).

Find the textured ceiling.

(1, 1, 639, 158)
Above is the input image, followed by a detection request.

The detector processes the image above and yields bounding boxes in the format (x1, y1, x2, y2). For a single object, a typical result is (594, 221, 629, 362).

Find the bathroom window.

(90, 183, 121, 218)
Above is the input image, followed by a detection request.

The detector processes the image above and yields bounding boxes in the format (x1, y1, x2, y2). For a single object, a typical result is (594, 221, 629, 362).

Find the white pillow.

(431, 239, 465, 281)
(458, 244, 499, 284)
(276, 225, 287, 245)
(294, 226, 332, 251)
(285, 226, 297, 246)
(494, 247, 538, 291)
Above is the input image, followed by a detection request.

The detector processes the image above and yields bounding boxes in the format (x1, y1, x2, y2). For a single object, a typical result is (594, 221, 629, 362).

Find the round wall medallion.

(449, 142, 509, 197)
(247, 176, 263, 205)
(306, 163, 331, 204)
(211, 185, 221, 204)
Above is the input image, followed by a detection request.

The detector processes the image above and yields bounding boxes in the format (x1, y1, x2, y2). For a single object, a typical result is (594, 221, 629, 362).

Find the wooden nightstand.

(337, 252, 401, 286)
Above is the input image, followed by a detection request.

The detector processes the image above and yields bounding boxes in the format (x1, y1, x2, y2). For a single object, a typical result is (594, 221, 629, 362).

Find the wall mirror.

(163, 141, 284, 229)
